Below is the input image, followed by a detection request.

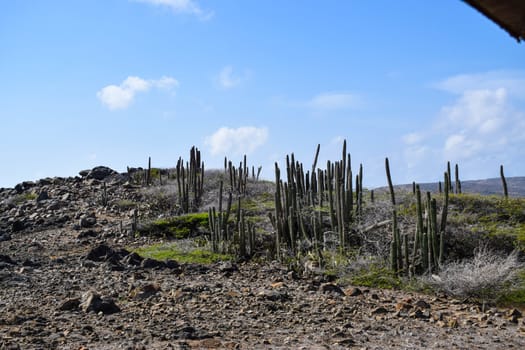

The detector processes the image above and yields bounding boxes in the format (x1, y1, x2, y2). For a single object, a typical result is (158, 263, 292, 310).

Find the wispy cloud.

(307, 92, 362, 111)
(205, 126, 268, 156)
(97, 76, 178, 110)
(434, 70, 525, 98)
(216, 66, 250, 89)
(134, 0, 213, 20)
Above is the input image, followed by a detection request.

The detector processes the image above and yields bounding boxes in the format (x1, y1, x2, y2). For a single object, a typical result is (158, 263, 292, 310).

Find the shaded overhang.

(463, 0, 525, 42)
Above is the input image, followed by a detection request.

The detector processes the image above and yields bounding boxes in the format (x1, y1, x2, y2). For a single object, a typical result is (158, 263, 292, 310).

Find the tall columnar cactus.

(358, 163, 363, 218)
(239, 209, 247, 257)
(500, 165, 508, 198)
(327, 161, 336, 231)
(447, 161, 453, 193)
(146, 156, 152, 186)
(311, 143, 321, 181)
(440, 172, 449, 239)
(412, 185, 423, 268)
(429, 197, 439, 272)
(385, 157, 396, 206)
(454, 163, 461, 194)
(390, 209, 401, 273)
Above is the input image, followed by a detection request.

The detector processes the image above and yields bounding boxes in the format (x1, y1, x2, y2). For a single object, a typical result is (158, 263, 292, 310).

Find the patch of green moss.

(232, 196, 275, 214)
(348, 265, 402, 289)
(139, 212, 209, 238)
(11, 193, 37, 205)
(134, 243, 232, 264)
(24, 193, 37, 200)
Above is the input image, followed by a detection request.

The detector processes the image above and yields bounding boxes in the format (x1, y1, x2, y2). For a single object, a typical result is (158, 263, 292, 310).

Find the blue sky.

(1, 0, 524, 188)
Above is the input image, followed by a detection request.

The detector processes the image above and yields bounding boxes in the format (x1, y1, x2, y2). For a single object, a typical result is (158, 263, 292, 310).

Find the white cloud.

(403, 71, 525, 179)
(434, 70, 525, 98)
(216, 66, 251, 89)
(135, 0, 213, 20)
(402, 132, 424, 145)
(443, 134, 483, 159)
(97, 76, 178, 110)
(330, 135, 345, 145)
(154, 76, 179, 89)
(307, 92, 361, 110)
(440, 88, 507, 134)
(205, 126, 268, 156)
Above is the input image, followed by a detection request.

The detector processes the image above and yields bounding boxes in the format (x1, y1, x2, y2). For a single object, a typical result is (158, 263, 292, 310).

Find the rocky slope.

(1, 168, 525, 349)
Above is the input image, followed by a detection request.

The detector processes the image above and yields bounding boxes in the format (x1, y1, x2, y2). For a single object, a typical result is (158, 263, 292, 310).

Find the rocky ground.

(1, 167, 525, 349)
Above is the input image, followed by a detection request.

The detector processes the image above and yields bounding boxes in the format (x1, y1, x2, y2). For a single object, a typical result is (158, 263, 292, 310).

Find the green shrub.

(138, 212, 209, 238)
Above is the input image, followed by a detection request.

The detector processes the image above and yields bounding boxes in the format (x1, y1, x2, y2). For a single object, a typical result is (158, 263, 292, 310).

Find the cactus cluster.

(387, 163, 450, 276)
(224, 154, 259, 195)
(269, 140, 361, 259)
(209, 154, 261, 257)
(176, 146, 204, 213)
(208, 180, 233, 253)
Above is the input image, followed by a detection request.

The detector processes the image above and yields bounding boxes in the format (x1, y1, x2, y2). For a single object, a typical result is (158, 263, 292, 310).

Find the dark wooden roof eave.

(463, 0, 525, 42)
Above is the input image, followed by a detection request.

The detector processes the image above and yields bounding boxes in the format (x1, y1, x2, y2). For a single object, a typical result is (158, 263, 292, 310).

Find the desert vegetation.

(122, 143, 525, 308)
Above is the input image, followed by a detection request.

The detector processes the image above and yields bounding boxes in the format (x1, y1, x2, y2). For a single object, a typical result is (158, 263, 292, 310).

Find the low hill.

(380, 176, 525, 198)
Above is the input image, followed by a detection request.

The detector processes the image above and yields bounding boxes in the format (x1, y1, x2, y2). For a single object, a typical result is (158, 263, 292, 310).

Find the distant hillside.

(377, 176, 525, 198)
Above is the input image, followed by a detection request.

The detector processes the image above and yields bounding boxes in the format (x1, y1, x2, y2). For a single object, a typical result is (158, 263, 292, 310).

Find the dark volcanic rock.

(58, 298, 81, 311)
(141, 258, 166, 269)
(83, 166, 118, 180)
(0, 254, 16, 265)
(122, 252, 144, 266)
(80, 291, 120, 314)
(36, 190, 49, 202)
(173, 324, 217, 340)
(11, 220, 25, 232)
(320, 283, 345, 296)
(85, 244, 130, 263)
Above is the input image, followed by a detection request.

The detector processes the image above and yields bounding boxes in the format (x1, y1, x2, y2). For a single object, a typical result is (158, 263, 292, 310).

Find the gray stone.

(85, 166, 118, 180)
(36, 191, 49, 202)
(80, 291, 120, 314)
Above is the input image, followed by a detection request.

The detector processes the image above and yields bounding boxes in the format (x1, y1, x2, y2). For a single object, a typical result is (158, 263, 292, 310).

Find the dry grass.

(426, 246, 524, 302)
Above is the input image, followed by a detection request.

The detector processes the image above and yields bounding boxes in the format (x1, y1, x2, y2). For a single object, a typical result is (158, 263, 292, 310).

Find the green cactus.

(385, 157, 396, 206)
(500, 164, 508, 198)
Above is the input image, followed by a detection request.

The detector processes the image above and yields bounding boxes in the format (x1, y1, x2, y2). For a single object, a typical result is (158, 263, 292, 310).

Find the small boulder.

(122, 252, 144, 266)
(371, 307, 389, 315)
(141, 258, 166, 269)
(36, 190, 49, 202)
(320, 283, 345, 296)
(129, 283, 161, 300)
(11, 220, 25, 232)
(84, 166, 118, 180)
(58, 298, 81, 311)
(80, 291, 120, 314)
(345, 287, 363, 297)
(0, 254, 16, 265)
